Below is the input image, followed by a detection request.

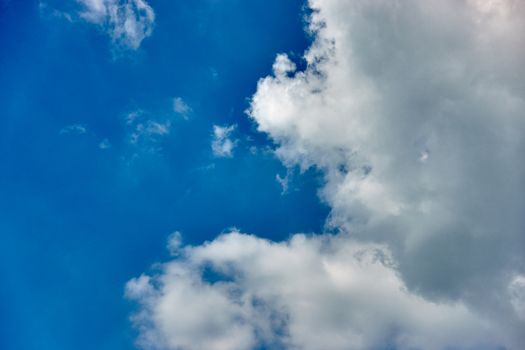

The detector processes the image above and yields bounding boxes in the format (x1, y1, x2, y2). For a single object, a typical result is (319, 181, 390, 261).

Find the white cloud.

(130, 120, 170, 145)
(211, 125, 237, 158)
(128, 0, 525, 348)
(77, 0, 155, 49)
(127, 231, 509, 350)
(275, 173, 289, 194)
(173, 97, 191, 119)
(248, 0, 525, 345)
(167, 231, 183, 256)
(276, 169, 294, 195)
(272, 53, 296, 78)
(59, 124, 87, 135)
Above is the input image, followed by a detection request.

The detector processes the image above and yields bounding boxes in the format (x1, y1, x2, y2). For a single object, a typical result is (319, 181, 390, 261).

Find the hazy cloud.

(125, 110, 171, 153)
(59, 124, 87, 135)
(211, 125, 237, 158)
(98, 138, 111, 149)
(173, 97, 192, 119)
(77, 0, 155, 49)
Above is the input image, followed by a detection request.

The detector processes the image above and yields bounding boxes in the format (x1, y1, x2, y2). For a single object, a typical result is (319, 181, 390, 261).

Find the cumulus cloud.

(211, 125, 237, 158)
(128, 0, 525, 349)
(77, 0, 155, 49)
(127, 231, 509, 350)
(248, 0, 525, 343)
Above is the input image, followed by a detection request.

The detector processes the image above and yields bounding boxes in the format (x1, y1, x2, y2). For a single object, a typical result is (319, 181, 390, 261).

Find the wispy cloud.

(59, 124, 87, 135)
(172, 97, 191, 119)
(211, 124, 237, 158)
(98, 138, 111, 149)
(125, 110, 172, 154)
(129, 120, 170, 145)
(39, 2, 74, 22)
(77, 0, 155, 50)
(275, 171, 290, 194)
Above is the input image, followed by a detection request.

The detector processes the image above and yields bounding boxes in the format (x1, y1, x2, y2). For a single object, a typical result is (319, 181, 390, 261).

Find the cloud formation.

(59, 123, 87, 135)
(126, 110, 171, 153)
(78, 0, 155, 49)
(211, 125, 237, 158)
(128, 0, 525, 349)
(127, 231, 509, 350)
(173, 97, 192, 119)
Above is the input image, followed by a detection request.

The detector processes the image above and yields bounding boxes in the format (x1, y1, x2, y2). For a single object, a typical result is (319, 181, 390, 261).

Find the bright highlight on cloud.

(128, 0, 525, 349)
(78, 0, 155, 49)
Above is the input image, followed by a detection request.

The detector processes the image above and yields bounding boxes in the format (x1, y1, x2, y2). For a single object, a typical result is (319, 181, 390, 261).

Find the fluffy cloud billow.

(128, 0, 525, 349)
(127, 231, 509, 350)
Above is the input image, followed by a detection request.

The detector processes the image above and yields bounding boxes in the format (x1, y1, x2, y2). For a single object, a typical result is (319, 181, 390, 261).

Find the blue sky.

(0, 1, 327, 349)
(2, 1, 525, 350)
